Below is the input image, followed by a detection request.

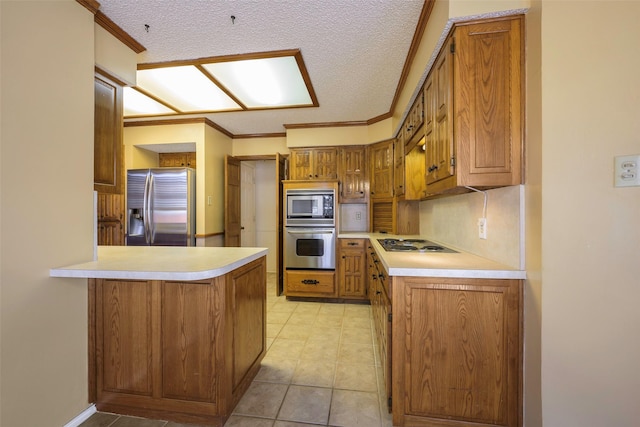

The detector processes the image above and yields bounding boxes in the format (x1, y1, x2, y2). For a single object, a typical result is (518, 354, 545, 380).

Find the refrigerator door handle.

(148, 173, 155, 245)
(143, 172, 151, 244)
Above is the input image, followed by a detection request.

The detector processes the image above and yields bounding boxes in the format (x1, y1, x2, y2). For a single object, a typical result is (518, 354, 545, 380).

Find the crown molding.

(94, 10, 146, 54)
(76, 0, 100, 14)
(283, 121, 368, 130)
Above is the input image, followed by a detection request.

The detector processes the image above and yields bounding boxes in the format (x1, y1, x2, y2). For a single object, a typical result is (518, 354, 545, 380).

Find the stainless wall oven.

(285, 188, 336, 270)
(285, 227, 336, 270)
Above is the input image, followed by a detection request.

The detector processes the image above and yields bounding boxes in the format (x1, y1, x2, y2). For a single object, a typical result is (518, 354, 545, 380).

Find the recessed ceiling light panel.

(123, 87, 176, 116)
(137, 65, 241, 112)
(203, 56, 313, 108)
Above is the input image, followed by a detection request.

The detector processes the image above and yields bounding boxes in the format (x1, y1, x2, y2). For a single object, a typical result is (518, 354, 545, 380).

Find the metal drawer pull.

(301, 279, 319, 285)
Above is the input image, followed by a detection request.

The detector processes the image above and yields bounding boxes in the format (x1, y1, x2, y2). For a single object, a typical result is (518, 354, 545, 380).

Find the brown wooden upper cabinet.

(159, 152, 196, 168)
(338, 146, 368, 203)
(393, 138, 405, 197)
(94, 71, 125, 245)
(289, 147, 338, 180)
(401, 91, 425, 152)
(424, 16, 524, 195)
(368, 139, 394, 199)
(94, 72, 123, 194)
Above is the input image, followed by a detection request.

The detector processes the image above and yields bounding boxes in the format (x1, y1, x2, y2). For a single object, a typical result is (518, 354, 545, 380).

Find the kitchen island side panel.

(88, 256, 267, 426)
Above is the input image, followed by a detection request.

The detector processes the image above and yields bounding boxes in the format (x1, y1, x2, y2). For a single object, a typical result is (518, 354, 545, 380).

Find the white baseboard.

(63, 405, 96, 427)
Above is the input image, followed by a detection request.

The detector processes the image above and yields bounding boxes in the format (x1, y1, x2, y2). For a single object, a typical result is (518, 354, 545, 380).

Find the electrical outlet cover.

(614, 154, 640, 187)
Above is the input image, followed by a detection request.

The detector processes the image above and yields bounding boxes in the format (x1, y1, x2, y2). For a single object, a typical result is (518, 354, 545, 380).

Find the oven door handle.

(286, 229, 335, 235)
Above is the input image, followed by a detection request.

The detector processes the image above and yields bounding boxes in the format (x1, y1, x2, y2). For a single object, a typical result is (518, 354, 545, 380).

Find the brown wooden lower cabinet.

(88, 257, 266, 426)
(369, 250, 392, 411)
(337, 238, 368, 300)
(284, 269, 336, 297)
(391, 276, 522, 427)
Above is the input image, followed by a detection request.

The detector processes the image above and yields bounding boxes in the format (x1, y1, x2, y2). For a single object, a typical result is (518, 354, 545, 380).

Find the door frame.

(226, 154, 287, 296)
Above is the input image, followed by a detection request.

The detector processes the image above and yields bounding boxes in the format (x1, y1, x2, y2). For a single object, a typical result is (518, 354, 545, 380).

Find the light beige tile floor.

(81, 273, 393, 427)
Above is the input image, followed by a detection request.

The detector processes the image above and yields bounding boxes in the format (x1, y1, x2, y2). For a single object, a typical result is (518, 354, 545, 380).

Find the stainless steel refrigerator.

(126, 168, 196, 246)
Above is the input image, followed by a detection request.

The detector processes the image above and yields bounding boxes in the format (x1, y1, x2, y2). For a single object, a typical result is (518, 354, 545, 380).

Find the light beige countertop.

(338, 232, 526, 280)
(50, 246, 268, 281)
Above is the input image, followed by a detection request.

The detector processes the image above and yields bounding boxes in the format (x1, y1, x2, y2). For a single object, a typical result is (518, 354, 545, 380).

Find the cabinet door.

(392, 277, 521, 427)
(285, 270, 336, 297)
(97, 279, 154, 396)
(289, 149, 313, 180)
(393, 138, 405, 196)
(369, 140, 394, 198)
(433, 42, 454, 184)
(98, 220, 124, 245)
(339, 146, 368, 203)
(338, 239, 367, 299)
(454, 17, 523, 186)
(424, 73, 437, 185)
(94, 73, 123, 194)
(159, 152, 196, 168)
(314, 148, 338, 180)
(162, 281, 217, 402)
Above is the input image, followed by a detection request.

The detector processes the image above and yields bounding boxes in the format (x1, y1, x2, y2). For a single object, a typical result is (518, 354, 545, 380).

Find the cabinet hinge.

(388, 313, 392, 322)
(450, 157, 456, 167)
(450, 39, 456, 54)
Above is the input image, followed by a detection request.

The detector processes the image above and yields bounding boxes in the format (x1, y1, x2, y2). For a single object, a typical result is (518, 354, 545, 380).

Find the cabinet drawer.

(285, 270, 336, 296)
(339, 238, 366, 249)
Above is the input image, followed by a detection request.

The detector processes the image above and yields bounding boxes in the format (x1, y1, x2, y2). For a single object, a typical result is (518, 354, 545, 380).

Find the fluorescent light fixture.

(137, 65, 241, 111)
(123, 50, 317, 118)
(203, 56, 312, 108)
(123, 87, 175, 116)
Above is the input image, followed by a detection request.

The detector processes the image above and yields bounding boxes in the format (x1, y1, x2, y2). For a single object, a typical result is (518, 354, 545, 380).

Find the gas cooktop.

(377, 238, 458, 253)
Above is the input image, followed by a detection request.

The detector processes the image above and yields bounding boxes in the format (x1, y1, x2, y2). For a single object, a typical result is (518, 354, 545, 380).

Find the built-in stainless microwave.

(285, 189, 335, 226)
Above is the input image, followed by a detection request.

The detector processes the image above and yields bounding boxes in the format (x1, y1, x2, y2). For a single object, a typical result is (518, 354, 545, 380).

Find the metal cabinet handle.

(301, 279, 319, 285)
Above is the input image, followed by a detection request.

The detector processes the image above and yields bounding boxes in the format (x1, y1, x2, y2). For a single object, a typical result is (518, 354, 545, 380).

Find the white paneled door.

(240, 161, 256, 247)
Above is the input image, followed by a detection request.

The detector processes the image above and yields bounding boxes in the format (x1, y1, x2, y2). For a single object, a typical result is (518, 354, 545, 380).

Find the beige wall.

(540, 2, 640, 425)
(123, 123, 233, 237)
(95, 24, 137, 86)
(204, 123, 233, 235)
(286, 126, 371, 148)
(232, 136, 288, 156)
(523, 2, 542, 425)
(0, 2, 95, 426)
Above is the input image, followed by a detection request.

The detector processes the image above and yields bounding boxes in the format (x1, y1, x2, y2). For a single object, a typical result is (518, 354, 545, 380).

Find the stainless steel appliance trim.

(285, 226, 336, 270)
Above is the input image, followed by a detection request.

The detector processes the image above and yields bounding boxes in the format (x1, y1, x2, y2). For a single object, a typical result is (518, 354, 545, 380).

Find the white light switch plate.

(614, 155, 640, 187)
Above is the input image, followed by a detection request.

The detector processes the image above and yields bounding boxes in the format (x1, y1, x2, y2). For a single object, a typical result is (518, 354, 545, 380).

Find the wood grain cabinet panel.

(162, 281, 217, 402)
(289, 147, 338, 180)
(159, 152, 196, 168)
(337, 238, 367, 299)
(90, 257, 267, 425)
(99, 280, 154, 395)
(94, 73, 123, 194)
(392, 276, 522, 427)
(285, 270, 336, 297)
(424, 15, 523, 196)
(368, 245, 392, 409)
(369, 139, 394, 199)
(97, 193, 124, 245)
(393, 138, 405, 197)
(338, 146, 368, 203)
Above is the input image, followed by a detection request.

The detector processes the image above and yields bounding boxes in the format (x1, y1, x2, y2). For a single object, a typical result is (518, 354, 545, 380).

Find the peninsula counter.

(51, 246, 269, 426)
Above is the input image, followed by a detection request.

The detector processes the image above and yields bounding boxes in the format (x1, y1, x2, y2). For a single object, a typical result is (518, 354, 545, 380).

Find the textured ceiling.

(98, 0, 426, 136)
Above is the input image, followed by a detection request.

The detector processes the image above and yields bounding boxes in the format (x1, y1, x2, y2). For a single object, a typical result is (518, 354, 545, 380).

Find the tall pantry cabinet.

(94, 71, 125, 245)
